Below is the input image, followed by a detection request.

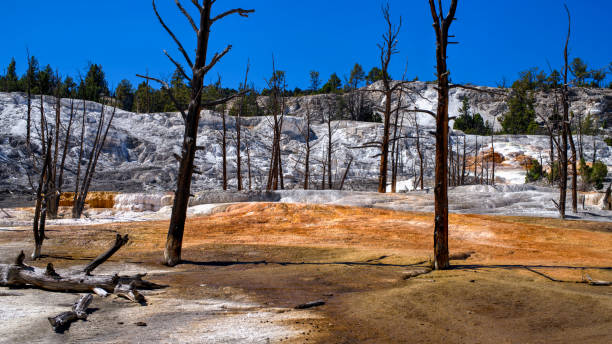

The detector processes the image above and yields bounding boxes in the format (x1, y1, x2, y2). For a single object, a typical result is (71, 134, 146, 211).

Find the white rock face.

(1, 85, 611, 197)
(114, 193, 173, 212)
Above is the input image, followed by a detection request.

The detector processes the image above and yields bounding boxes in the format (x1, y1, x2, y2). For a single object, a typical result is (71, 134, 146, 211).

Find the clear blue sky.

(1, 0, 610, 90)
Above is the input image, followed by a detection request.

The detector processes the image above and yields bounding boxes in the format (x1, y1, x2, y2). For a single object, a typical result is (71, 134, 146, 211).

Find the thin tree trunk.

(429, 0, 457, 270)
(221, 108, 227, 190)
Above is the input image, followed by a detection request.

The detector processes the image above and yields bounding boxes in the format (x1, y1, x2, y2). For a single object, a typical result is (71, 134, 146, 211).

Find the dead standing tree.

(141, 0, 253, 266)
(72, 98, 118, 219)
(374, 4, 403, 193)
(265, 63, 286, 191)
(235, 61, 250, 191)
(563, 5, 578, 215)
(428, 0, 458, 270)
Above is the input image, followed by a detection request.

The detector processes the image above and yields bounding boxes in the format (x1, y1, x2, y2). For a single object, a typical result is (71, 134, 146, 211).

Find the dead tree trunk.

(415, 117, 424, 189)
(72, 101, 117, 219)
(221, 107, 227, 190)
(236, 62, 250, 191)
(339, 156, 353, 190)
(559, 5, 571, 219)
(376, 4, 402, 193)
(429, 0, 458, 270)
(144, 1, 253, 266)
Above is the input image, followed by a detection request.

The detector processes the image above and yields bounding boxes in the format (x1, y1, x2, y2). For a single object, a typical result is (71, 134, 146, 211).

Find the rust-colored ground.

(2, 203, 611, 343)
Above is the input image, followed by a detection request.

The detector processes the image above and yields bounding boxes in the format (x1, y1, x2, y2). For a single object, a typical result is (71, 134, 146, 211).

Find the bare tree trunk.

(246, 133, 252, 190)
(73, 98, 86, 210)
(144, 1, 253, 266)
(415, 119, 424, 190)
(429, 0, 458, 270)
(559, 5, 571, 219)
(491, 133, 495, 185)
(236, 62, 250, 191)
(221, 108, 227, 190)
(72, 101, 117, 219)
(26, 50, 32, 148)
(461, 135, 466, 185)
(327, 106, 333, 190)
(376, 5, 402, 194)
(339, 157, 353, 191)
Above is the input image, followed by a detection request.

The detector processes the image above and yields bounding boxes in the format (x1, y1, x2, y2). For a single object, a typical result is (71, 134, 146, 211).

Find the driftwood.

(295, 300, 325, 309)
(48, 294, 93, 332)
(0, 234, 163, 293)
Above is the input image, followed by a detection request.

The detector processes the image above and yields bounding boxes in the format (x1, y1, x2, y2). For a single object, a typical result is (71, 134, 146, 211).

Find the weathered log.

(295, 300, 325, 310)
(1, 235, 163, 293)
(48, 294, 93, 332)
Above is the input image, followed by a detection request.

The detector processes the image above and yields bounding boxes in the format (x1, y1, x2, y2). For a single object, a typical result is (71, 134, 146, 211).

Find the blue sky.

(1, 0, 611, 90)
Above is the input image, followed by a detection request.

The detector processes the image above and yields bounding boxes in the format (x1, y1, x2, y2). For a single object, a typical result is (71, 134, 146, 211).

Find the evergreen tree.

(81, 63, 109, 101)
(570, 57, 589, 86)
(348, 63, 365, 89)
(134, 81, 153, 113)
(321, 73, 342, 93)
(309, 70, 320, 94)
(37, 64, 55, 95)
(4, 58, 19, 92)
(500, 77, 538, 134)
(365, 66, 389, 85)
(453, 98, 491, 135)
(115, 79, 135, 111)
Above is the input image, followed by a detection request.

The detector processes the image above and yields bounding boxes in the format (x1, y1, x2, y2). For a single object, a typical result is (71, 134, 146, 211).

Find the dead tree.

(300, 103, 318, 190)
(265, 62, 286, 191)
(221, 103, 228, 190)
(72, 99, 117, 219)
(375, 4, 402, 193)
(559, 5, 571, 219)
(236, 61, 250, 191)
(26, 50, 33, 148)
(140, 1, 253, 266)
(429, 0, 458, 270)
(563, 6, 577, 214)
(324, 95, 340, 189)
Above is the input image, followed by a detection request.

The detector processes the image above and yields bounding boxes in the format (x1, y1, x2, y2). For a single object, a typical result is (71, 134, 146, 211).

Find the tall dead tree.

(300, 103, 317, 190)
(265, 62, 286, 191)
(26, 50, 33, 148)
(141, 1, 253, 266)
(374, 4, 402, 193)
(236, 61, 250, 191)
(429, 0, 458, 270)
(558, 5, 572, 219)
(72, 98, 117, 218)
(564, 6, 578, 214)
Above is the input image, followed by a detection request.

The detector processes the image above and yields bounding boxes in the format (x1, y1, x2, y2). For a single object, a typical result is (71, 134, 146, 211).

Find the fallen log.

(48, 294, 93, 332)
(0, 234, 164, 293)
(295, 300, 325, 309)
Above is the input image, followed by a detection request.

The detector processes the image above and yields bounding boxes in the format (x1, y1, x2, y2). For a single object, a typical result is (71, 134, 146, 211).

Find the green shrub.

(525, 159, 545, 183)
(604, 137, 612, 147)
(580, 159, 608, 190)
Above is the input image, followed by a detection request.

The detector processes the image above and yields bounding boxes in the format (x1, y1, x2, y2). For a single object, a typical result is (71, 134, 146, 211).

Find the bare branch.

(191, 0, 202, 12)
(202, 89, 248, 108)
(211, 8, 255, 23)
(153, 0, 194, 68)
(175, 0, 198, 32)
(197, 45, 232, 78)
(163, 50, 191, 81)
